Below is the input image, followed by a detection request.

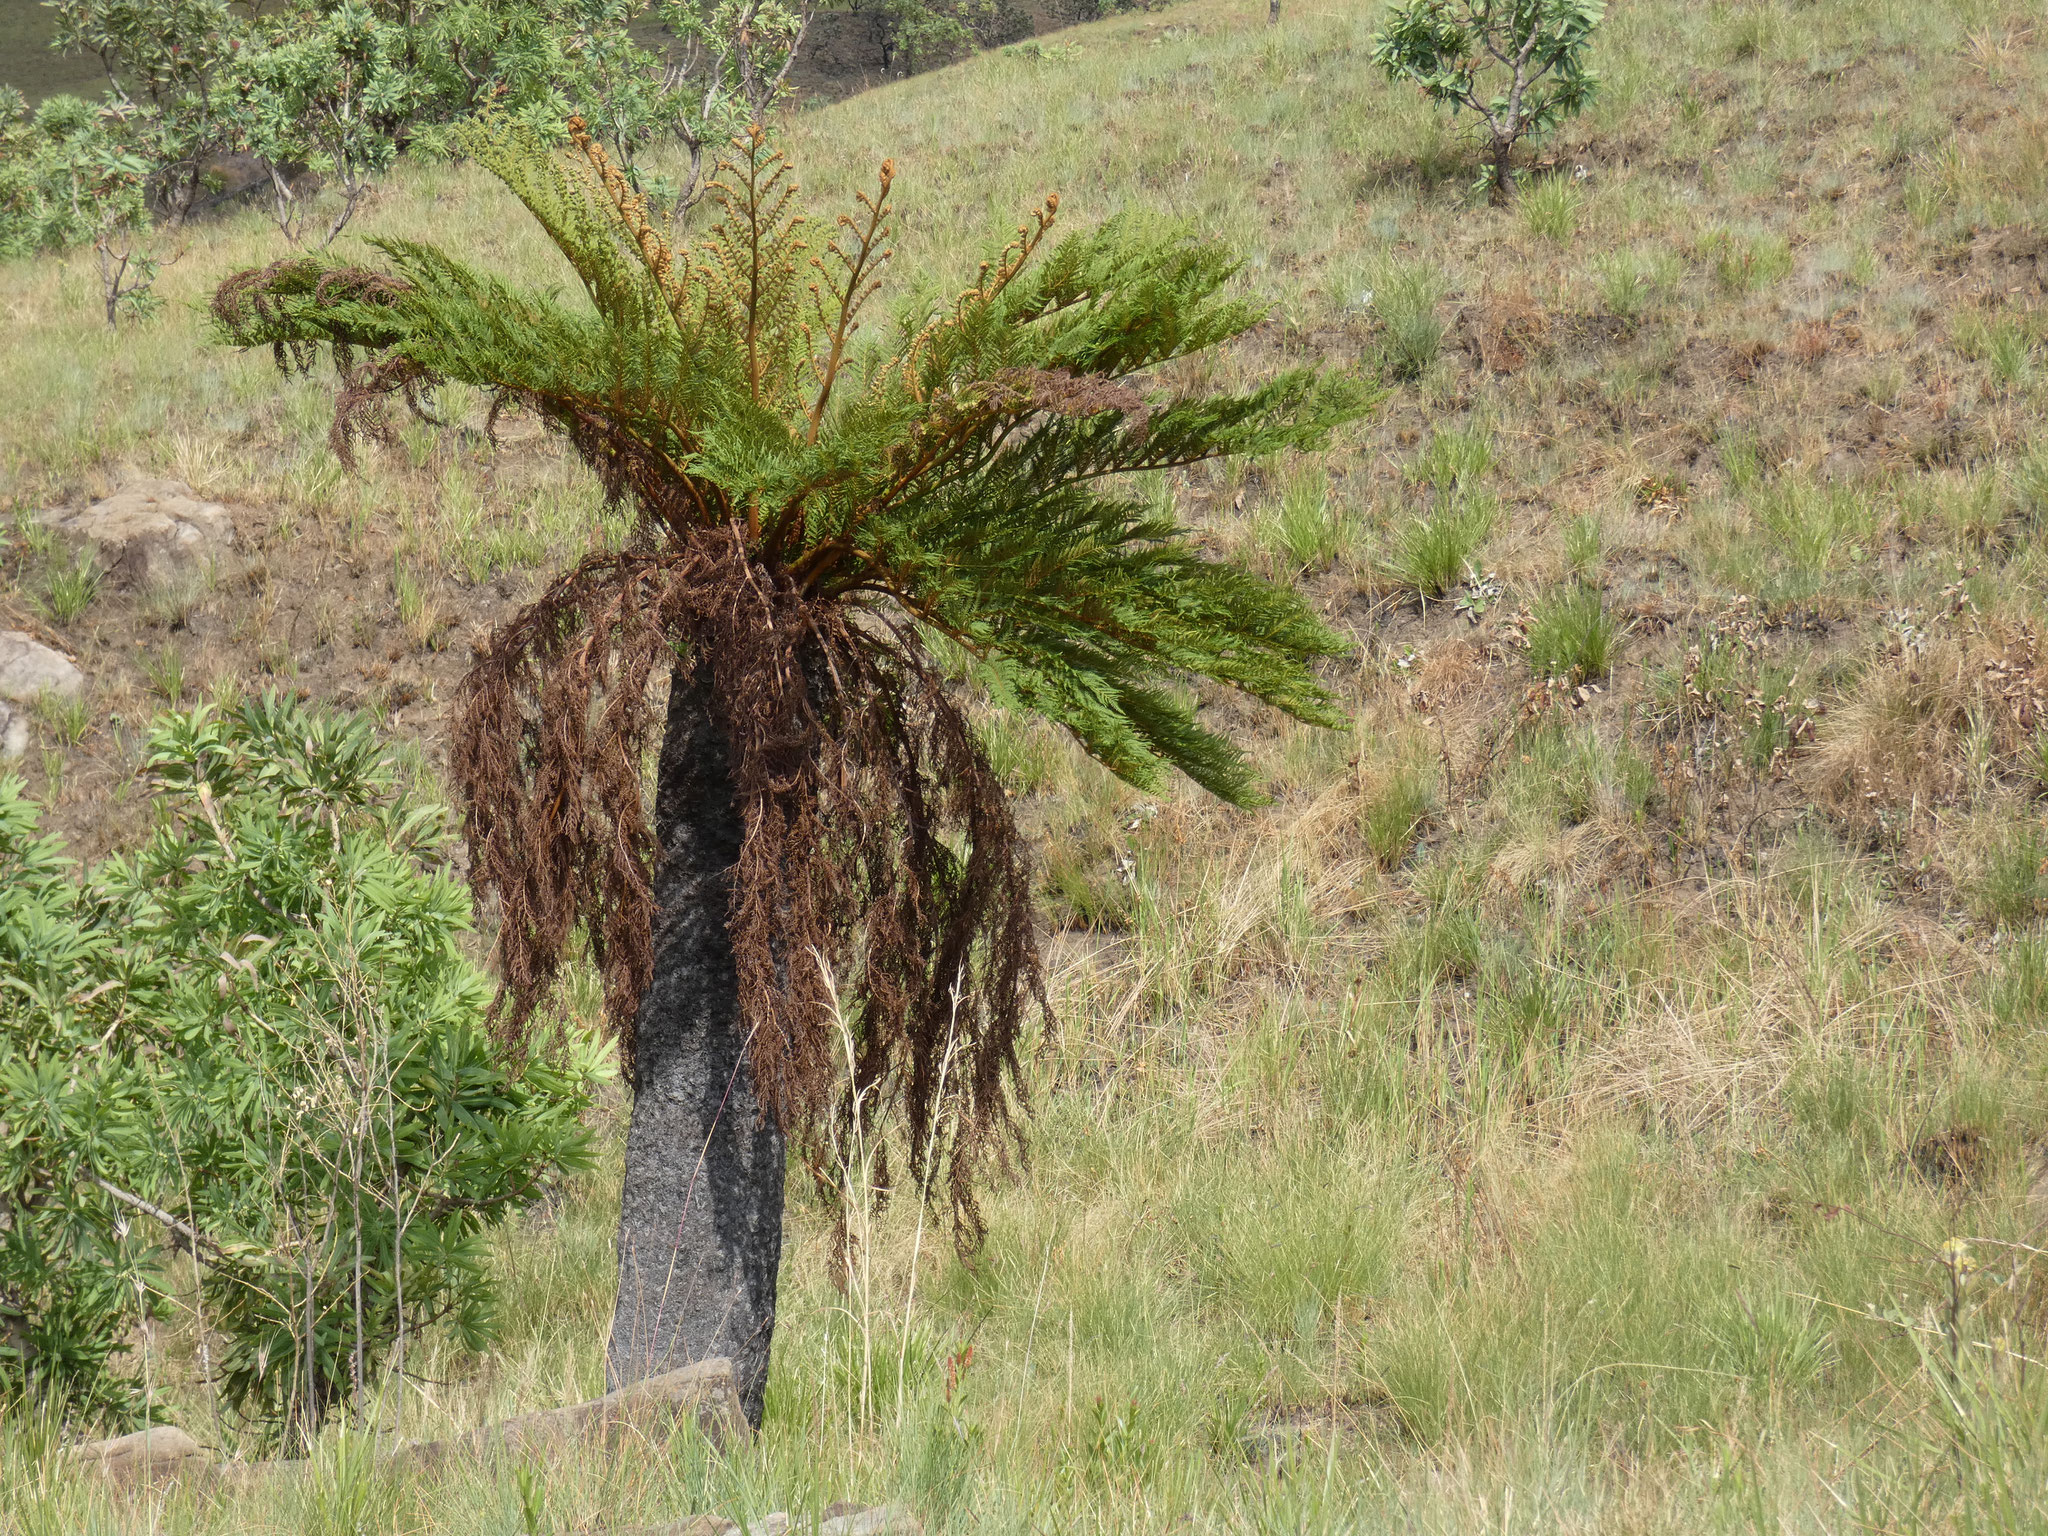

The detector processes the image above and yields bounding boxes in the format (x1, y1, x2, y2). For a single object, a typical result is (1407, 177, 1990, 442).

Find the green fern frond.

(212, 119, 1379, 804)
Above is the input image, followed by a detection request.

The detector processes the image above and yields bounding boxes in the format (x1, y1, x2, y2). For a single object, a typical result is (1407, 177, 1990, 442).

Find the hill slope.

(5, 0, 2048, 1530)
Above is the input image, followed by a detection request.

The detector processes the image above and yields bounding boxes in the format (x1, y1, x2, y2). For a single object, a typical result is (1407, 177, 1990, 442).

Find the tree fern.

(213, 118, 1377, 1246)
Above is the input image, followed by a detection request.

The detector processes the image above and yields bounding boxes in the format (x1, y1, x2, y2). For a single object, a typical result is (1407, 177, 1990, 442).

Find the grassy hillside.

(5, 0, 2048, 1530)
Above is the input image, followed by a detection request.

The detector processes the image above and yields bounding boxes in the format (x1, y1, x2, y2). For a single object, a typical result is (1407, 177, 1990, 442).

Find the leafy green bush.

(6, 0, 818, 261)
(0, 696, 597, 1435)
(0, 88, 163, 324)
(1372, 0, 1606, 201)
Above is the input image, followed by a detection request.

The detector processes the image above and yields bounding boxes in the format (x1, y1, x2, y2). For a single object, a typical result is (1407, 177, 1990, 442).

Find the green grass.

(1257, 465, 1360, 572)
(1368, 258, 1448, 381)
(1520, 174, 1581, 242)
(40, 546, 98, 622)
(1409, 423, 1496, 492)
(1384, 493, 1497, 598)
(1526, 586, 1623, 683)
(7, 0, 2048, 1529)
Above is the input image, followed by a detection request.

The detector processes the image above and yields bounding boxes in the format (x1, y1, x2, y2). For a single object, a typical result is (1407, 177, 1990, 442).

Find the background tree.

(0, 88, 167, 324)
(1372, 0, 1605, 202)
(210, 118, 1375, 1426)
(18, 0, 823, 263)
(236, 0, 421, 248)
(46, 0, 246, 226)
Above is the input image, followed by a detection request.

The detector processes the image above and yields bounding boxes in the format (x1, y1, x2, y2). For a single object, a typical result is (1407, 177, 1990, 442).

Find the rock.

(68, 1363, 766, 1500)
(611, 1505, 921, 1536)
(0, 700, 27, 760)
(66, 1425, 211, 1485)
(0, 631, 83, 703)
(40, 479, 237, 587)
(818, 1508, 922, 1536)
(402, 1357, 751, 1472)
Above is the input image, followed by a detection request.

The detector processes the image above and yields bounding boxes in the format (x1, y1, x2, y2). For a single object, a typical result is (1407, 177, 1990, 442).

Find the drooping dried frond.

(453, 531, 1036, 1243)
(210, 119, 1378, 1245)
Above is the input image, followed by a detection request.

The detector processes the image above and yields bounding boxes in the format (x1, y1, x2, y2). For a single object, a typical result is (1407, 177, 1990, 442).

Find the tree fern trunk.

(606, 668, 784, 1428)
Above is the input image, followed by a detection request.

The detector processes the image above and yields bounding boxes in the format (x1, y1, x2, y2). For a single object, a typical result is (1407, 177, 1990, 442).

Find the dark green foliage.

(1372, 0, 1606, 199)
(0, 697, 595, 1436)
(0, 777, 156, 1423)
(8, 0, 811, 258)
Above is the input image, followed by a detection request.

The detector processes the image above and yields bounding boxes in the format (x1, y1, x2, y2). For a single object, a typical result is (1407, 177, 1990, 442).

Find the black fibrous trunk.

(606, 666, 785, 1428)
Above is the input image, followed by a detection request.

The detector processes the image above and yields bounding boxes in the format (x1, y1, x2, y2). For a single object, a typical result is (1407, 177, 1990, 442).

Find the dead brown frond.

(210, 258, 412, 380)
(452, 528, 1042, 1249)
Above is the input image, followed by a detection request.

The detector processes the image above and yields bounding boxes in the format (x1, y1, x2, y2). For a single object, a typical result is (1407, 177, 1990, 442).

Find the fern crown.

(215, 119, 1376, 804)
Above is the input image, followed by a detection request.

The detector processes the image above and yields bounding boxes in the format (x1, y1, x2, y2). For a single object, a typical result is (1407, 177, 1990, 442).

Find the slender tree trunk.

(606, 667, 785, 1429)
(1489, 133, 1515, 205)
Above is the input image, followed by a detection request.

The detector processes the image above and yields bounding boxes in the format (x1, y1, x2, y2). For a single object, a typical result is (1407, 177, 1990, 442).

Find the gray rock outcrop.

(40, 479, 237, 587)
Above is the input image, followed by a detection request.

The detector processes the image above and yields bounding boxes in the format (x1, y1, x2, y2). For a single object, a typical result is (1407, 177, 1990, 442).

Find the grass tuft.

(1370, 260, 1448, 381)
(41, 549, 101, 624)
(1384, 495, 1498, 599)
(1526, 586, 1623, 683)
(1520, 175, 1580, 242)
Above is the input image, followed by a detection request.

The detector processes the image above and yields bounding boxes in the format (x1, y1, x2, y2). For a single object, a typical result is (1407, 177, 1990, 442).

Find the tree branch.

(89, 1176, 229, 1264)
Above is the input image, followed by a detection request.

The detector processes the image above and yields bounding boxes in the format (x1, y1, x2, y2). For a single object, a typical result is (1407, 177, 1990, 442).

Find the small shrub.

(0, 697, 598, 1433)
(1371, 0, 1606, 201)
(1526, 586, 1622, 682)
(1386, 495, 1499, 598)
